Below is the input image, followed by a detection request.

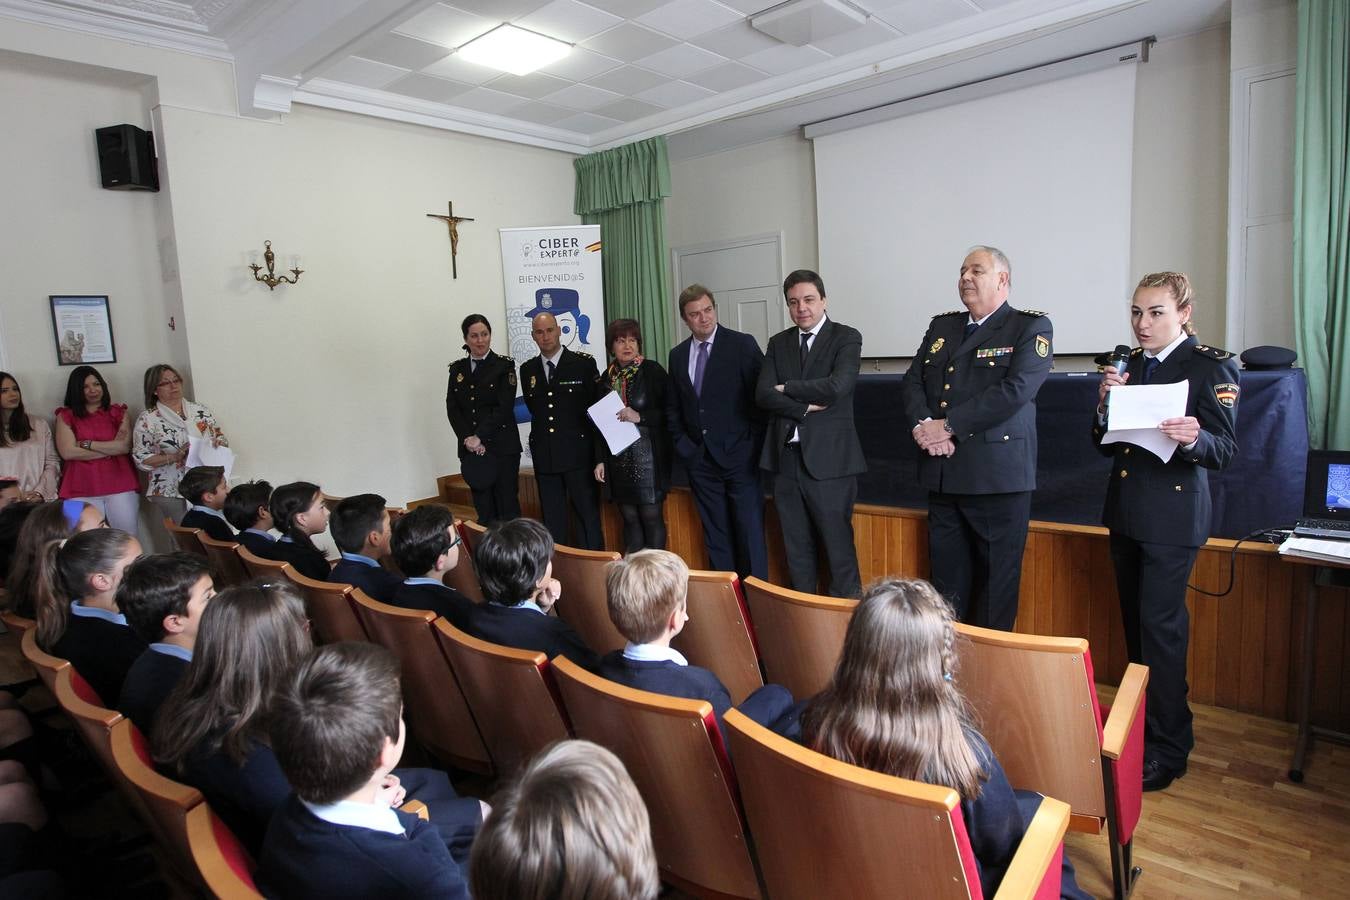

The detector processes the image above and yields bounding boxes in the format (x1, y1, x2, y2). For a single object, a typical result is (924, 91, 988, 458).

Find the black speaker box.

(94, 124, 159, 191)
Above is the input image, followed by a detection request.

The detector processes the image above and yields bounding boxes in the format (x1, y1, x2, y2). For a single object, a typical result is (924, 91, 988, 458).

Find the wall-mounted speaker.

(94, 124, 159, 191)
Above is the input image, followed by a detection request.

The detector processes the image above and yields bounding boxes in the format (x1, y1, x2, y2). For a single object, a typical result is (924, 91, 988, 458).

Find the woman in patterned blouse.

(132, 364, 228, 552)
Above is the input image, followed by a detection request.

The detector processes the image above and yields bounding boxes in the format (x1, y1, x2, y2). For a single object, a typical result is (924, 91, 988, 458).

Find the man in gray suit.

(757, 269, 865, 598)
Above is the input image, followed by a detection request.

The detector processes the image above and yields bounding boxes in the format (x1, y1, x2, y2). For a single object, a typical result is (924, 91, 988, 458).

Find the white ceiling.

(1, 0, 1230, 156)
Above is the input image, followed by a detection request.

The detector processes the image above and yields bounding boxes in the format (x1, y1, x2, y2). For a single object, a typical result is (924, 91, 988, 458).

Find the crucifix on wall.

(425, 201, 475, 279)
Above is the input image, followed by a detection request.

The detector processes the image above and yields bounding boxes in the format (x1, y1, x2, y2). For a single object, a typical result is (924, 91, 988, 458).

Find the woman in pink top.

(53, 366, 140, 537)
(0, 372, 61, 501)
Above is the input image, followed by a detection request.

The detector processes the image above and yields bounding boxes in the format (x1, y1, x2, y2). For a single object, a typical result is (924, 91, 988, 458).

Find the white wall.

(0, 53, 177, 424)
(160, 101, 578, 502)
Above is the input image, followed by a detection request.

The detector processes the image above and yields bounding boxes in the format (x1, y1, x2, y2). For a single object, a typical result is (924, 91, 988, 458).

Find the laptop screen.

(1303, 450, 1350, 521)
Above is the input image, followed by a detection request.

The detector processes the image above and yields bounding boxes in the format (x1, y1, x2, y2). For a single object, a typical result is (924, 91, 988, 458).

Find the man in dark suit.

(901, 246, 1053, 631)
(757, 269, 865, 598)
(666, 285, 768, 579)
(519, 312, 604, 550)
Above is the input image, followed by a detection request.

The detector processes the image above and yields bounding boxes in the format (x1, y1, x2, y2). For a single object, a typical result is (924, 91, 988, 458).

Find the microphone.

(1104, 344, 1131, 413)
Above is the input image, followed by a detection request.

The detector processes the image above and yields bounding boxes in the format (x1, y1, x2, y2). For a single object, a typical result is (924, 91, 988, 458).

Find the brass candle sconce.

(248, 240, 303, 290)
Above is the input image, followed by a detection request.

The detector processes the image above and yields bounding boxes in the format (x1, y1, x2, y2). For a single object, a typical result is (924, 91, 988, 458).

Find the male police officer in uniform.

(520, 311, 604, 550)
(900, 245, 1052, 631)
(446, 315, 521, 525)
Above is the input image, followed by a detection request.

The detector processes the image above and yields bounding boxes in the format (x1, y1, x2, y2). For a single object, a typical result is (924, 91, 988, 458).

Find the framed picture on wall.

(50, 295, 117, 366)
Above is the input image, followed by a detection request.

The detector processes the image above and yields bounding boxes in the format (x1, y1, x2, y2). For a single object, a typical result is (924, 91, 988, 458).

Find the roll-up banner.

(499, 225, 605, 461)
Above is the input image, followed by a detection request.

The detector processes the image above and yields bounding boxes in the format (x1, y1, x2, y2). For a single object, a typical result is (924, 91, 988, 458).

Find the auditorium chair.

(552, 656, 760, 899)
(740, 577, 856, 699)
(320, 492, 344, 514)
(954, 624, 1148, 900)
(457, 518, 488, 557)
(671, 570, 764, 705)
(723, 709, 1069, 900)
(348, 589, 492, 774)
(186, 804, 263, 899)
(236, 545, 293, 581)
(445, 520, 484, 603)
(110, 718, 204, 886)
(52, 666, 124, 782)
(286, 569, 369, 644)
(433, 619, 570, 774)
(19, 627, 68, 696)
(196, 533, 249, 588)
(0, 610, 34, 635)
(163, 518, 207, 557)
(550, 544, 625, 655)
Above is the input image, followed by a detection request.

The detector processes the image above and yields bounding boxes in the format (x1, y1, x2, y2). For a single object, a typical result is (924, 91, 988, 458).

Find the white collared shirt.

(966, 304, 1003, 329)
(541, 348, 564, 381)
(686, 325, 718, 384)
(622, 642, 688, 666)
(301, 798, 405, 836)
(1146, 330, 1190, 364)
(790, 316, 829, 443)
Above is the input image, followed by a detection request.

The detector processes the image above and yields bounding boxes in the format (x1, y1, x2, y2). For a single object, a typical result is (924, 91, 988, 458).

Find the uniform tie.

(1141, 355, 1160, 384)
(471, 358, 479, 374)
(963, 321, 979, 341)
(799, 331, 811, 366)
(693, 341, 709, 396)
(546, 359, 556, 383)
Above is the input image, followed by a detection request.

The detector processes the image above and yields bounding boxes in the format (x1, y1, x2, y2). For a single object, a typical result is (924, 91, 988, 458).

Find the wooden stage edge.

(436, 473, 1350, 733)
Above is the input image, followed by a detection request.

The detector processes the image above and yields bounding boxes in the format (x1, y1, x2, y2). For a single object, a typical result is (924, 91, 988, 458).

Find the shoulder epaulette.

(501, 355, 515, 364)
(935, 310, 965, 318)
(1018, 308, 1048, 317)
(574, 350, 593, 359)
(1192, 344, 1234, 361)
(1130, 347, 1143, 357)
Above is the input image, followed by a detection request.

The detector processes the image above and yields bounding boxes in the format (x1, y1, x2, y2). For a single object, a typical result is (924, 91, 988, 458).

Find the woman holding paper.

(1092, 271, 1240, 793)
(54, 365, 141, 536)
(132, 363, 229, 552)
(593, 318, 672, 552)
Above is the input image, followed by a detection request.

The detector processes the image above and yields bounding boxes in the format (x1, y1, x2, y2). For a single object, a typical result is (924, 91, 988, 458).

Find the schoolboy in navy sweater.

(328, 494, 402, 602)
(388, 505, 475, 630)
(224, 480, 278, 558)
(177, 466, 234, 543)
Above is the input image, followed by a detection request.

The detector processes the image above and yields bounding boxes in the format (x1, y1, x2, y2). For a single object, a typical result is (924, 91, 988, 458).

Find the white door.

(671, 233, 784, 350)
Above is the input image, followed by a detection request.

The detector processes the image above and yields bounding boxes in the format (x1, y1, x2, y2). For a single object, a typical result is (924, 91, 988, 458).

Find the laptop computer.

(1293, 450, 1350, 539)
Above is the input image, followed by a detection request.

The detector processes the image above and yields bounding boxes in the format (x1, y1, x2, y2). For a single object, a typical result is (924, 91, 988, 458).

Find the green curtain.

(1294, 0, 1350, 449)
(574, 137, 674, 363)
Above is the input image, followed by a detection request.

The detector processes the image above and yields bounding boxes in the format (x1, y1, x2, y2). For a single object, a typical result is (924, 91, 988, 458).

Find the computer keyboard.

(1294, 518, 1350, 538)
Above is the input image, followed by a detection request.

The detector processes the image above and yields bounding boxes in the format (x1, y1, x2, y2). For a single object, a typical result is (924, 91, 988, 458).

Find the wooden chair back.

(0, 610, 35, 635)
(52, 666, 123, 777)
(673, 571, 764, 705)
(433, 619, 571, 773)
(186, 804, 263, 899)
(740, 577, 855, 699)
(552, 656, 759, 899)
(20, 627, 69, 696)
(286, 569, 368, 644)
(348, 589, 492, 774)
(953, 624, 1106, 817)
(197, 534, 250, 588)
(722, 709, 1069, 900)
(458, 518, 488, 558)
(164, 518, 207, 557)
(550, 544, 625, 655)
(110, 718, 204, 884)
(236, 545, 293, 581)
(321, 492, 344, 513)
(445, 522, 484, 603)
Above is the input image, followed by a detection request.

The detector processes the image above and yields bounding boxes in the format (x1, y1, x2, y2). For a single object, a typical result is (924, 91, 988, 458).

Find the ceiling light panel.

(457, 24, 572, 76)
(750, 0, 868, 46)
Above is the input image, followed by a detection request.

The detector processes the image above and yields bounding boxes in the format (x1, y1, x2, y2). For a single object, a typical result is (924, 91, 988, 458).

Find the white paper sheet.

(1100, 381, 1190, 462)
(587, 391, 640, 456)
(186, 437, 236, 480)
(1279, 536, 1350, 563)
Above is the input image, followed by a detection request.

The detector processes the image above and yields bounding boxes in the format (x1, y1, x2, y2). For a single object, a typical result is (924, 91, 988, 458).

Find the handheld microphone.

(1104, 344, 1131, 413)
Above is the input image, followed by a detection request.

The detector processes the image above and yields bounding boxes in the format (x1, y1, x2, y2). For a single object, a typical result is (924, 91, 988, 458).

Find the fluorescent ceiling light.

(457, 24, 571, 76)
(750, 0, 867, 47)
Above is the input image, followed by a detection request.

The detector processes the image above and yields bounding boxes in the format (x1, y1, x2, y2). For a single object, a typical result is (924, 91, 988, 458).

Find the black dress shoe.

(1142, 759, 1186, 792)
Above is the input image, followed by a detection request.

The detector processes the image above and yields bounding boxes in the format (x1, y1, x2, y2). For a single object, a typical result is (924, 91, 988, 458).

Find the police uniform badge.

(930, 337, 945, 354)
(508, 371, 517, 387)
(529, 375, 537, 390)
(1213, 382, 1239, 408)
(1035, 335, 1050, 358)
(456, 372, 464, 383)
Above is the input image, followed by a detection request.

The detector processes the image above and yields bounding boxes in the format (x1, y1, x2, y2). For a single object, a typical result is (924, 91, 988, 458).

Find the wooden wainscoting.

(438, 472, 1349, 731)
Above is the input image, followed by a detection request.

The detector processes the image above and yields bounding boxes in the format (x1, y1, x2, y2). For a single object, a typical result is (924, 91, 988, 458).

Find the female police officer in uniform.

(1093, 272, 1240, 791)
(447, 314, 522, 525)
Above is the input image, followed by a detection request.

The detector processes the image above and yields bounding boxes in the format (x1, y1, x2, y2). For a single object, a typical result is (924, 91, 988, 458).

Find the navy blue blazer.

(597, 652, 794, 736)
(667, 326, 765, 468)
(257, 796, 469, 900)
(118, 649, 188, 734)
(237, 530, 279, 558)
(268, 538, 330, 581)
(330, 559, 403, 604)
(392, 582, 475, 632)
(468, 603, 600, 671)
(179, 509, 235, 543)
(50, 616, 146, 707)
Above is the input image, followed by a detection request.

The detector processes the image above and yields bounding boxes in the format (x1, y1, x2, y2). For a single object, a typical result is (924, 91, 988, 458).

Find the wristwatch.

(942, 420, 954, 436)
(80, 439, 92, 450)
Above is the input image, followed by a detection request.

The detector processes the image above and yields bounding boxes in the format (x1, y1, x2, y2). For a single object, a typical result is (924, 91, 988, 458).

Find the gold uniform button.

(988, 360, 996, 366)
(1174, 485, 1182, 491)
(1119, 469, 1128, 478)
(549, 427, 555, 433)
(548, 403, 554, 408)
(939, 401, 948, 409)
(943, 383, 951, 391)
(1002, 435, 1009, 441)
(1123, 447, 1131, 455)
(948, 366, 955, 373)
